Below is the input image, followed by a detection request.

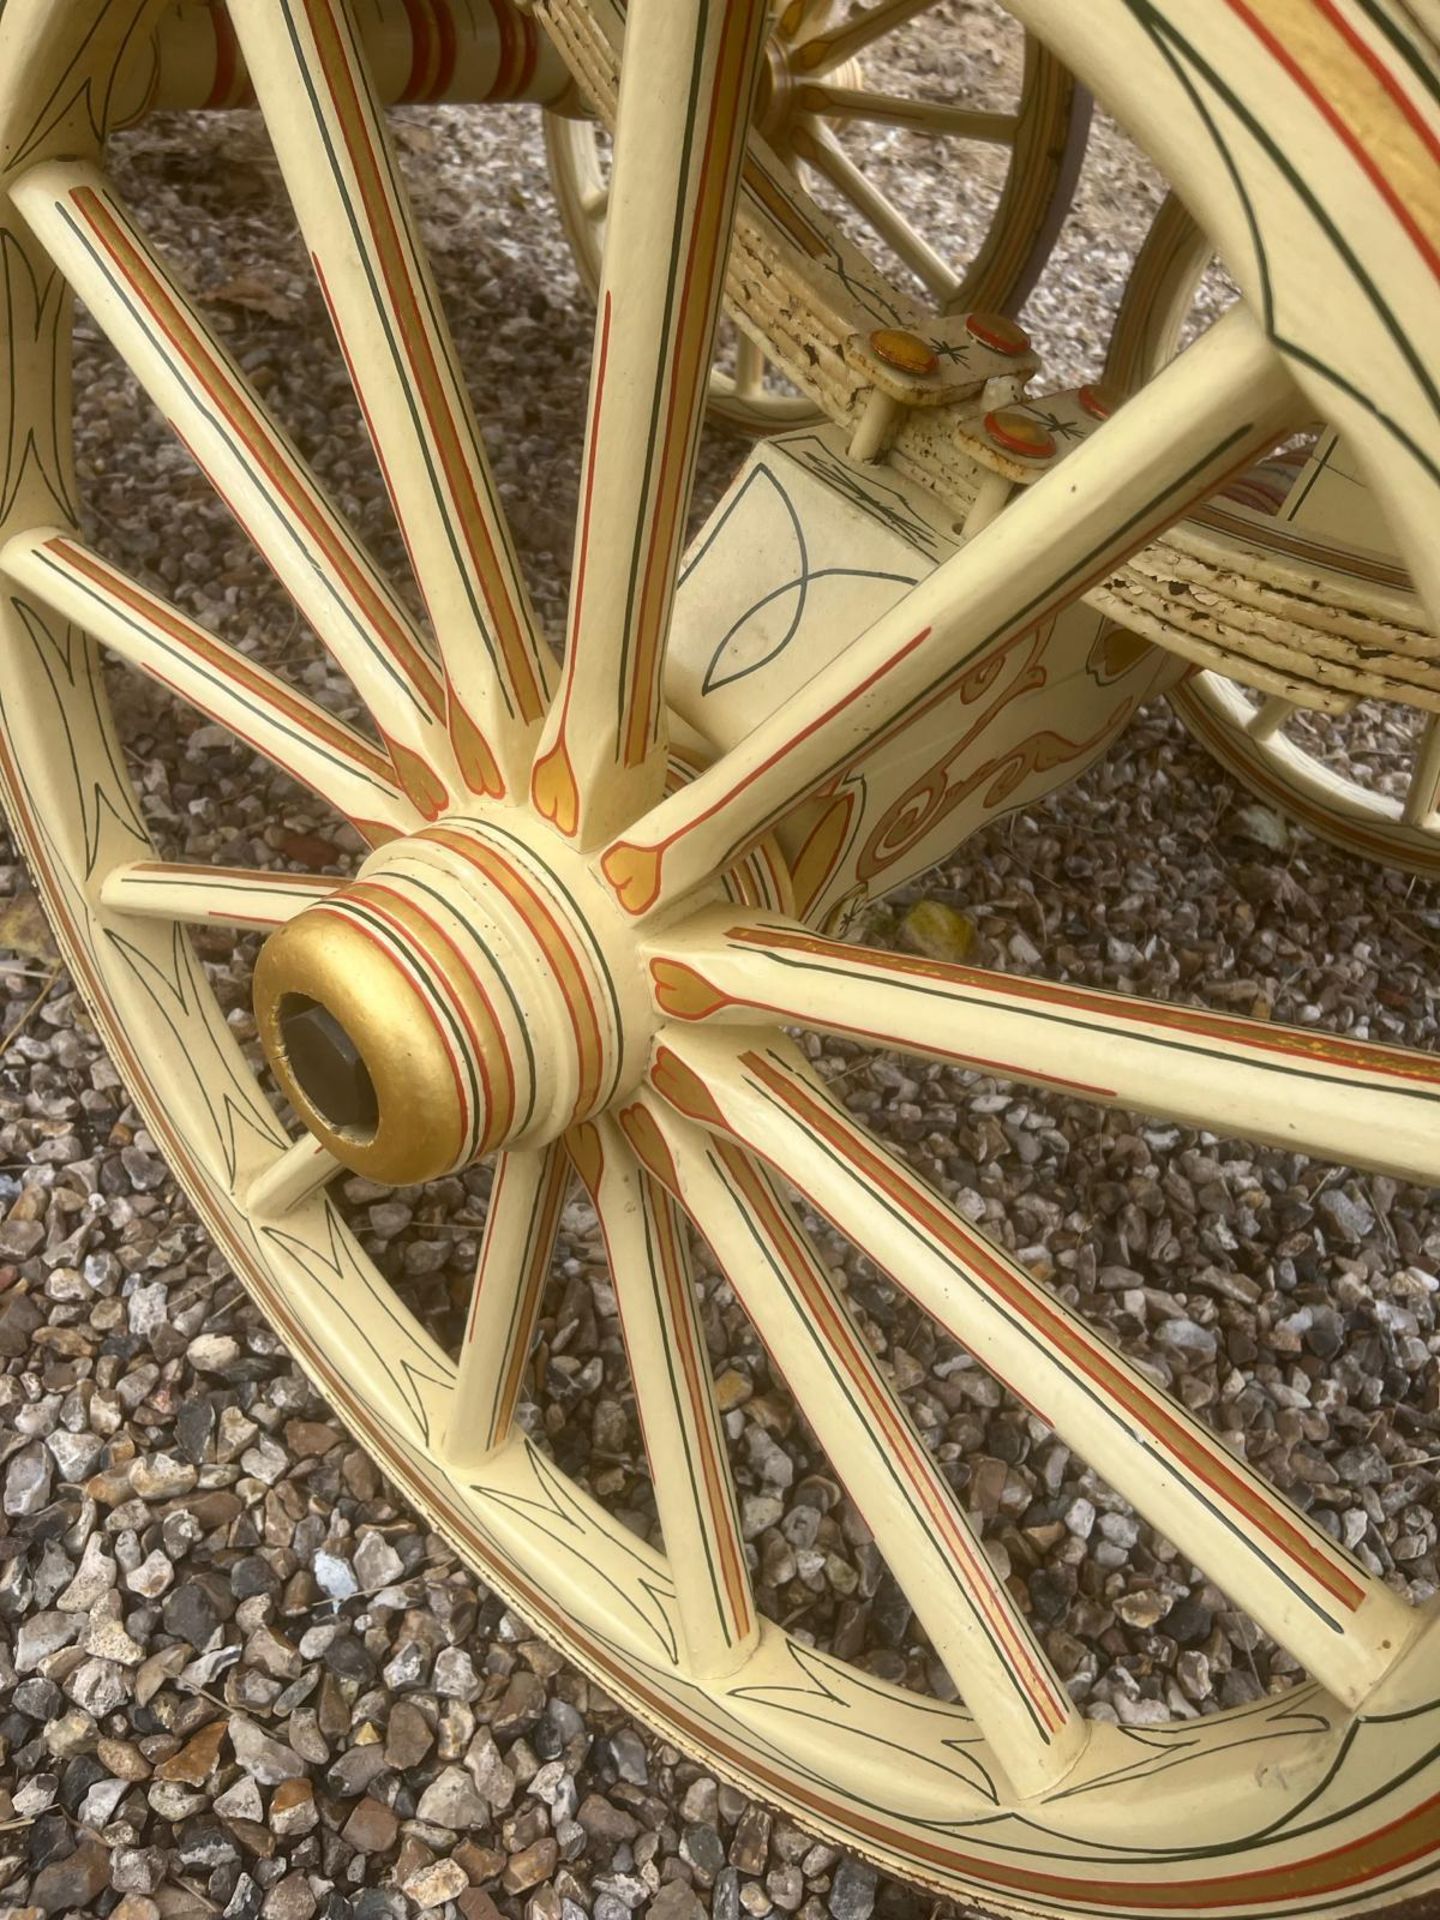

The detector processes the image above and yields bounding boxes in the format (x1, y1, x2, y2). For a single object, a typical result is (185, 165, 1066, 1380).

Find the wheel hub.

(753, 36, 862, 152)
(253, 819, 653, 1183)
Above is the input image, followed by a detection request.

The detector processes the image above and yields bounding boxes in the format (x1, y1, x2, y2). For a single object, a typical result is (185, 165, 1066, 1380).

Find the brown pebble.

(157, 1717, 226, 1785)
(453, 1841, 507, 1884)
(458, 1891, 506, 1920)
(342, 1795, 399, 1853)
(284, 1418, 341, 1456)
(503, 1838, 559, 1894)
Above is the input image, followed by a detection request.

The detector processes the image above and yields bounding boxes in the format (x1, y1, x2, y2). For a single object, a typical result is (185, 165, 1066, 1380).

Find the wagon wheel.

(1107, 189, 1440, 876)
(545, 0, 1088, 432)
(1, 2, 1438, 1914)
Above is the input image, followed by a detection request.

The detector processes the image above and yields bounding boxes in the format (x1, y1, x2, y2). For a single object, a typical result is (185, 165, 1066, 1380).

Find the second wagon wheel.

(1106, 189, 1440, 876)
(545, 0, 1088, 431)
(0, 0, 1438, 1915)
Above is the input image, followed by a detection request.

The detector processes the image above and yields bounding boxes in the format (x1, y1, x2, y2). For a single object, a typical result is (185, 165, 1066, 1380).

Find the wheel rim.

(544, 0, 1088, 433)
(0, 3, 1438, 1914)
(1108, 188, 1440, 876)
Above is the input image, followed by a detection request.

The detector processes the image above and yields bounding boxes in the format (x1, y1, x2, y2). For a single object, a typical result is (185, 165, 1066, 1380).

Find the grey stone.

(415, 1763, 490, 1829)
(4, 1440, 53, 1516)
(827, 1860, 877, 1920)
(15, 1610, 83, 1671)
(229, 1716, 307, 1784)
(353, 1531, 404, 1590)
(610, 1727, 648, 1785)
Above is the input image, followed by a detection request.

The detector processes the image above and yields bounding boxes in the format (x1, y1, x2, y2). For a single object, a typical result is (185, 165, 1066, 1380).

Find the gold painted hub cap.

(254, 819, 649, 1183)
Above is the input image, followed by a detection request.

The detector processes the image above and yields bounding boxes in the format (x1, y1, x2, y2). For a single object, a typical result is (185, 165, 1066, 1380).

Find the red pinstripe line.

(653, 956, 1116, 1099)
(650, 1185, 753, 1633)
(356, 878, 513, 1149)
(72, 188, 444, 714)
(424, 827, 606, 1121)
(47, 538, 395, 778)
(1223, 0, 1440, 282)
(727, 925, 1440, 1091)
(302, 0, 544, 720)
(603, 626, 933, 891)
(626, 10, 764, 766)
(490, 0, 518, 100)
(400, 0, 433, 104)
(718, 1143, 1067, 1731)
(744, 1053, 1367, 1614)
(429, 0, 459, 103)
(312, 896, 474, 1150)
(0, 731, 1429, 1905)
(203, 6, 241, 110)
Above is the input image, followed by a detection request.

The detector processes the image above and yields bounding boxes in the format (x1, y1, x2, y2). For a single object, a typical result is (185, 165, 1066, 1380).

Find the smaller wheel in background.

(545, 0, 1088, 433)
(1106, 190, 1440, 876)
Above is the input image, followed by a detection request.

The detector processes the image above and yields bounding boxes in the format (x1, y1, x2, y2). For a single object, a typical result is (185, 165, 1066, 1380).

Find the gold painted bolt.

(868, 327, 939, 377)
(965, 311, 1032, 356)
(983, 409, 1056, 460)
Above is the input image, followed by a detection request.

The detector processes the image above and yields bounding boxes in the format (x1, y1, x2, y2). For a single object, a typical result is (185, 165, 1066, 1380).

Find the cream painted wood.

(624, 1089, 1090, 1800)
(245, 1135, 344, 1218)
(542, 0, 1087, 434)
(541, 0, 1440, 725)
(446, 1143, 569, 1472)
(647, 907, 1440, 1192)
(529, 0, 771, 846)
(661, 420, 1177, 927)
(134, 0, 573, 119)
(229, 0, 555, 801)
(1108, 188, 1440, 875)
(598, 305, 1299, 919)
(10, 159, 462, 819)
(99, 863, 341, 929)
(2, 530, 420, 839)
(648, 1026, 1421, 1713)
(569, 1116, 759, 1679)
(1, 2, 1439, 1912)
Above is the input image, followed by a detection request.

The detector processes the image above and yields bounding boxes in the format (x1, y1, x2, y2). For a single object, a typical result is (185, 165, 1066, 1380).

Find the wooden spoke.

(228, 0, 553, 802)
(10, 161, 459, 817)
(646, 912, 1440, 1188)
(795, 122, 960, 303)
(649, 1030, 1422, 1711)
(529, 0, 771, 848)
(445, 1145, 569, 1474)
(1103, 190, 1212, 398)
(802, 86, 1018, 146)
(244, 1135, 341, 1217)
(1402, 713, 1440, 829)
(100, 863, 341, 928)
(792, 0, 942, 75)
(621, 1093, 1089, 1799)
(734, 333, 766, 403)
(600, 305, 1300, 918)
(568, 1117, 757, 1677)
(1, 529, 418, 838)
(1246, 693, 1296, 744)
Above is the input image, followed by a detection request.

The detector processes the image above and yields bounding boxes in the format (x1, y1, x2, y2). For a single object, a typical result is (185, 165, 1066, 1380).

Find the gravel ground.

(1, 14, 1439, 1920)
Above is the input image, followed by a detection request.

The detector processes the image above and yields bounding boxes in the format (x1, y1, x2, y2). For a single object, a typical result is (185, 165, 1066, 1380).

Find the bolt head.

(868, 327, 939, 376)
(983, 408, 1056, 460)
(965, 311, 1031, 356)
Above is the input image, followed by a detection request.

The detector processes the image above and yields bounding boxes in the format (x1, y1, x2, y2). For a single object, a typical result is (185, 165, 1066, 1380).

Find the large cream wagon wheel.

(1107, 190, 1440, 877)
(0, 2, 1438, 1915)
(545, 0, 1088, 432)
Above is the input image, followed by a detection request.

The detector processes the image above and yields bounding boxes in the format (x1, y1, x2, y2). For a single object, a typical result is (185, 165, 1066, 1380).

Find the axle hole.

(278, 994, 380, 1138)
